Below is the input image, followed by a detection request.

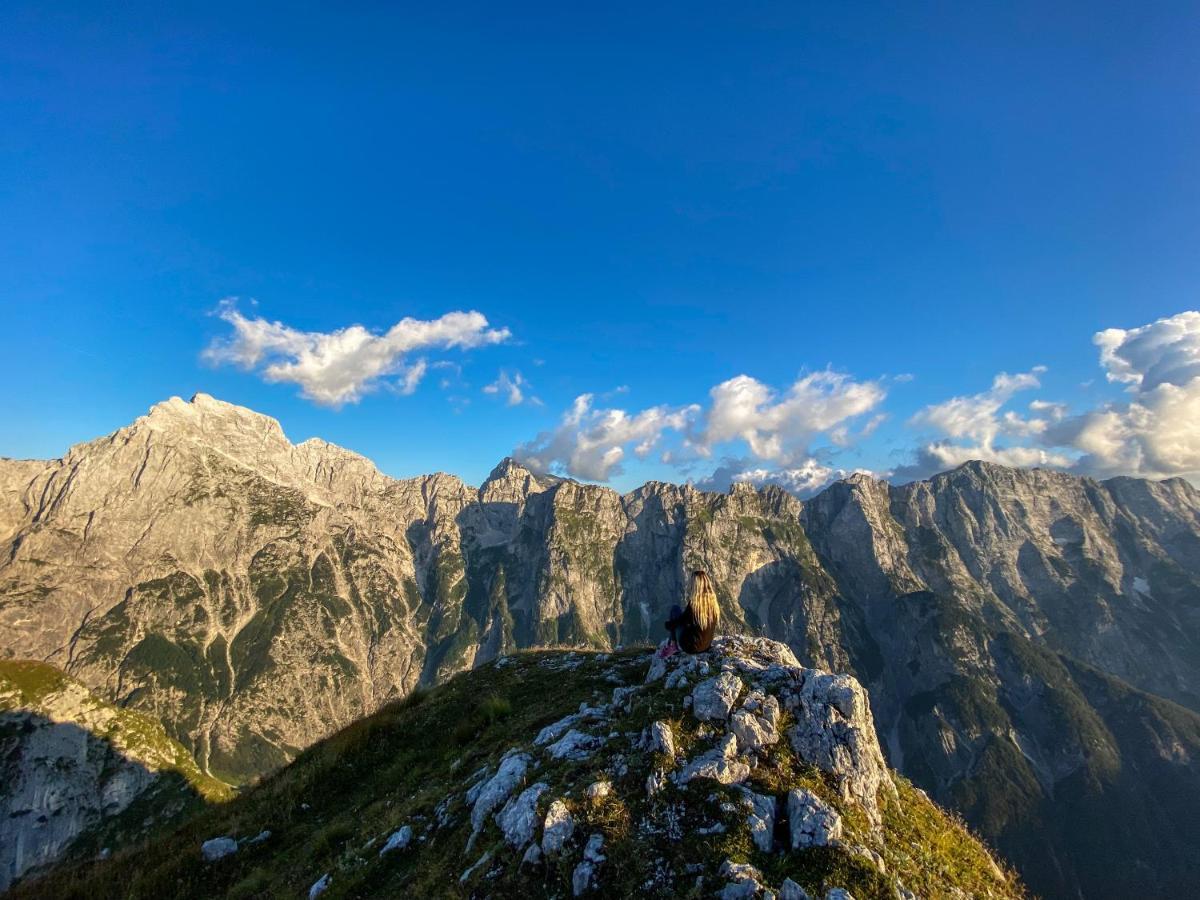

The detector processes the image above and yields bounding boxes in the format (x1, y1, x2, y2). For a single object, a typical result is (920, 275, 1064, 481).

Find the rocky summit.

(9, 638, 1021, 900)
(2, 393, 1200, 897)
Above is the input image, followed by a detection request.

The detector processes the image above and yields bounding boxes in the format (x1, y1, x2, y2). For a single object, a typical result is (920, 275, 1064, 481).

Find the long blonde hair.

(686, 570, 720, 631)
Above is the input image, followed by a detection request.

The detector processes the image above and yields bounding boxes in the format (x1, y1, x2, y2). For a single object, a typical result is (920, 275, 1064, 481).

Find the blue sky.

(2, 2, 1198, 493)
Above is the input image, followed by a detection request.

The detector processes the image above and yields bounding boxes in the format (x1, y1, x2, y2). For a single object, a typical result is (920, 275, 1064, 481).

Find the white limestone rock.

(719, 859, 768, 899)
(522, 843, 543, 866)
(692, 671, 744, 722)
(675, 734, 750, 786)
(729, 690, 781, 753)
(378, 825, 412, 856)
(740, 789, 776, 852)
(497, 782, 548, 847)
(779, 878, 812, 900)
(308, 873, 331, 898)
(785, 671, 893, 825)
(644, 720, 676, 756)
(542, 800, 575, 853)
(546, 729, 604, 761)
(572, 833, 606, 896)
(201, 837, 238, 861)
(470, 751, 531, 834)
(788, 788, 844, 849)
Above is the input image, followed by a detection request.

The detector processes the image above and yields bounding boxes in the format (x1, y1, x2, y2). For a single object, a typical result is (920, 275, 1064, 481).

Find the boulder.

(542, 800, 575, 853)
(378, 825, 412, 856)
(497, 782, 548, 847)
(692, 672, 744, 722)
(644, 720, 675, 756)
(470, 751, 531, 833)
(788, 788, 843, 849)
(546, 729, 604, 761)
(201, 837, 238, 861)
(779, 878, 812, 900)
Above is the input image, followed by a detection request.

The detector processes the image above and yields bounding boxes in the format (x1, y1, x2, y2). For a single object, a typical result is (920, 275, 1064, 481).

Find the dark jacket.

(666, 604, 716, 654)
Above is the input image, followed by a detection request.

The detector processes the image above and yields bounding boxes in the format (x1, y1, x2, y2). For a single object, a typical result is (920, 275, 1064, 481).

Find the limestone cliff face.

(0, 660, 229, 892)
(2, 394, 1200, 898)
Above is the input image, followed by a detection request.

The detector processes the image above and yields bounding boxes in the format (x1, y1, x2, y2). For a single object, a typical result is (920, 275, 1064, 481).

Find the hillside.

(0, 660, 232, 891)
(1, 393, 1199, 896)
(9, 639, 1021, 900)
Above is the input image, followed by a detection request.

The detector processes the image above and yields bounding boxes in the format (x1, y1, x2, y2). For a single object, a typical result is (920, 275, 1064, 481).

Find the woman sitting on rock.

(661, 570, 720, 657)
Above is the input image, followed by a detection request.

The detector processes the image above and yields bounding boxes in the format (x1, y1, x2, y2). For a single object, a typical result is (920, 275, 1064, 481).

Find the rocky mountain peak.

(480, 456, 557, 505)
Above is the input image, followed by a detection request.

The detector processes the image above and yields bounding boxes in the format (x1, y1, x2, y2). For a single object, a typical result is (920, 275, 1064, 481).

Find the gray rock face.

(470, 751, 531, 834)
(643, 720, 675, 757)
(497, 783, 547, 847)
(692, 672, 744, 722)
(541, 799, 574, 853)
(3, 396, 1200, 899)
(201, 837, 238, 861)
(788, 788, 843, 849)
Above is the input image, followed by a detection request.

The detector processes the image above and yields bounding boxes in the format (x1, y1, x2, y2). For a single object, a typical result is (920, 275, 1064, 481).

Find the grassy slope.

(12, 649, 1022, 900)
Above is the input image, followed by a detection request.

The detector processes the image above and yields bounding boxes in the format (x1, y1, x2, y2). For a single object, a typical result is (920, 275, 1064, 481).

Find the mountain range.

(2, 393, 1199, 898)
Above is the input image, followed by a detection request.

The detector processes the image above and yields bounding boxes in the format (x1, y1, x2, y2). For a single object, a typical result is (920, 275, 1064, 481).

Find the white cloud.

(395, 358, 427, 396)
(1047, 311, 1200, 481)
(483, 370, 541, 407)
(515, 369, 885, 487)
(896, 311, 1200, 485)
(1095, 310, 1200, 390)
(894, 367, 1070, 480)
(909, 368, 1046, 444)
(515, 394, 700, 481)
(691, 371, 886, 464)
(203, 300, 510, 406)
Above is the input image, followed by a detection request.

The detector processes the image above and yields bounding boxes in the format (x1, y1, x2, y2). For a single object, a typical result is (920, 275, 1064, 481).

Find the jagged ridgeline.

(2, 393, 1200, 898)
(9, 639, 1023, 900)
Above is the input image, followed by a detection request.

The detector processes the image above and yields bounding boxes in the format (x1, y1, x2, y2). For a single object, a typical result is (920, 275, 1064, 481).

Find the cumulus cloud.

(483, 370, 541, 406)
(1095, 311, 1200, 390)
(514, 369, 885, 489)
(690, 371, 886, 464)
(1047, 311, 1200, 480)
(895, 311, 1200, 484)
(893, 367, 1075, 481)
(515, 394, 700, 481)
(203, 300, 510, 406)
